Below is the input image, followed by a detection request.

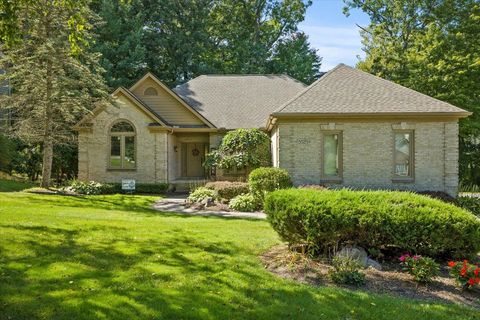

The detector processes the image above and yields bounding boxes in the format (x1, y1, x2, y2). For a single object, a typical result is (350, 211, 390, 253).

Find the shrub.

(399, 254, 439, 283)
(65, 181, 168, 195)
(264, 189, 480, 259)
(448, 260, 480, 289)
(204, 129, 271, 175)
(65, 180, 105, 195)
(329, 255, 366, 286)
(248, 167, 292, 203)
(205, 181, 249, 200)
(456, 196, 480, 217)
(187, 187, 217, 203)
(229, 193, 258, 212)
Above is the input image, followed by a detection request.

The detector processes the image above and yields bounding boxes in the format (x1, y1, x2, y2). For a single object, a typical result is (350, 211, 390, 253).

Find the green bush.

(265, 189, 480, 259)
(399, 254, 439, 283)
(456, 196, 480, 217)
(187, 187, 217, 203)
(65, 180, 105, 195)
(329, 255, 366, 286)
(229, 193, 258, 212)
(205, 181, 249, 200)
(66, 181, 168, 195)
(248, 167, 292, 203)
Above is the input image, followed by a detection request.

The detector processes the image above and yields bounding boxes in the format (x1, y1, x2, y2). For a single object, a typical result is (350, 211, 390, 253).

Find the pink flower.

(413, 255, 421, 260)
(399, 254, 410, 262)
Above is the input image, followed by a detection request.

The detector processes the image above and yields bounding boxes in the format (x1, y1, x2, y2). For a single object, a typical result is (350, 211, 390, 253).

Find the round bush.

(229, 194, 258, 212)
(187, 187, 217, 203)
(248, 167, 292, 203)
(265, 189, 480, 259)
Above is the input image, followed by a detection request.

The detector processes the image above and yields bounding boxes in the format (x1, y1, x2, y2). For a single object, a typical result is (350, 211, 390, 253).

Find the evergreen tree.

(91, 0, 147, 88)
(267, 32, 322, 84)
(0, 0, 110, 187)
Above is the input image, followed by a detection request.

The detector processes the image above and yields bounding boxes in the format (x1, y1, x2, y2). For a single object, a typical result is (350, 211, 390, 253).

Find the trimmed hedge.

(265, 189, 480, 259)
(205, 181, 249, 200)
(248, 167, 292, 203)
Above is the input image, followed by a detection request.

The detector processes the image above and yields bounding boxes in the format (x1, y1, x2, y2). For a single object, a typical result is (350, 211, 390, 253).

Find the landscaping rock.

(336, 246, 368, 263)
(366, 258, 382, 271)
(201, 197, 215, 207)
(336, 246, 382, 270)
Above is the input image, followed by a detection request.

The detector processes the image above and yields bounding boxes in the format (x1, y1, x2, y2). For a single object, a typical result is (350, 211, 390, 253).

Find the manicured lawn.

(0, 179, 35, 192)
(0, 188, 478, 319)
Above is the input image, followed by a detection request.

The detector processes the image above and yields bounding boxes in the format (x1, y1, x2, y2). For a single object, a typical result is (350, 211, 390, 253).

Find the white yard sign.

(122, 179, 136, 191)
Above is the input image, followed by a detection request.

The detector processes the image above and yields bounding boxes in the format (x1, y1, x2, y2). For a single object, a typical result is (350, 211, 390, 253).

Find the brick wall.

(78, 95, 168, 183)
(274, 120, 459, 196)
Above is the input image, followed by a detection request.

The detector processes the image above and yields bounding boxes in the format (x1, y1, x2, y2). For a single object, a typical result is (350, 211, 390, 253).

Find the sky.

(299, 0, 371, 71)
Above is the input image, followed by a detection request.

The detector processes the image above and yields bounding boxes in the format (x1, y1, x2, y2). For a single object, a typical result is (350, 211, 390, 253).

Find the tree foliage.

(0, 0, 110, 187)
(204, 129, 271, 173)
(344, 0, 480, 186)
(92, 0, 321, 87)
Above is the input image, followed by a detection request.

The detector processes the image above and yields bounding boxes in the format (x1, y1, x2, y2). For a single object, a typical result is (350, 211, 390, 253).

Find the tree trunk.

(41, 139, 53, 188)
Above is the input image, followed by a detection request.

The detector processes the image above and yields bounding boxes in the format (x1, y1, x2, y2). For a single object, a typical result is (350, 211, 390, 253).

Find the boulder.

(201, 197, 215, 207)
(335, 246, 382, 270)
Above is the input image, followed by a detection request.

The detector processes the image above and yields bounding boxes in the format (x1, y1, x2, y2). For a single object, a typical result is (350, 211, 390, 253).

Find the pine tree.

(0, 0, 110, 187)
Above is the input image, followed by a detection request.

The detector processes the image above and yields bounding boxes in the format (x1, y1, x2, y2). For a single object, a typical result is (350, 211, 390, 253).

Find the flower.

(448, 261, 456, 267)
(460, 267, 467, 277)
(474, 268, 479, 277)
(413, 255, 421, 260)
(468, 278, 476, 286)
(399, 254, 410, 262)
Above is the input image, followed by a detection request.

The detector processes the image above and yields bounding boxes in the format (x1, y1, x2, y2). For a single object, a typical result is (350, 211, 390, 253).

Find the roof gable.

(129, 73, 215, 128)
(274, 64, 470, 117)
(73, 87, 168, 130)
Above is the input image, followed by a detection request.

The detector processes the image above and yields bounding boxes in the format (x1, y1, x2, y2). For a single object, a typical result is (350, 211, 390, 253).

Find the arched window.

(109, 121, 136, 169)
(144, 87, 158, 96)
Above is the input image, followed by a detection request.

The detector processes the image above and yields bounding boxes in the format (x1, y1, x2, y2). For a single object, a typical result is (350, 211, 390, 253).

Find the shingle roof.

(173, 75, 306, 129)
(274, 64, 469, 116)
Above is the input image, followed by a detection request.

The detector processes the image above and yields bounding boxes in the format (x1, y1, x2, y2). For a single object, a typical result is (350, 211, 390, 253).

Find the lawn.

(0, 185, 478, 319)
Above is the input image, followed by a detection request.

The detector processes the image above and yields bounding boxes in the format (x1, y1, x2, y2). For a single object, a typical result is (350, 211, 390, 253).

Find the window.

(394, 131, 414, 179)
(144, 87, 158, 96)
(322, 132, 342, 180)
(109, 121, 136, 169)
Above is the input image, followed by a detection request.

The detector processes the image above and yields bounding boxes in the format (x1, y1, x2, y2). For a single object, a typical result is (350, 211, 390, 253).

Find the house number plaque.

(296, 138, 310, 144)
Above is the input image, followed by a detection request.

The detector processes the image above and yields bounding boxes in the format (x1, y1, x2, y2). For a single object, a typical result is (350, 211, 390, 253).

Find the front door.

(183, 143, 205, 177)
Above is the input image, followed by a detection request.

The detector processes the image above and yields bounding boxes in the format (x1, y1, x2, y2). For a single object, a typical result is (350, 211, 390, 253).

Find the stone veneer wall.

(274, 121, 459, 196)
(78, 95, 168, 183)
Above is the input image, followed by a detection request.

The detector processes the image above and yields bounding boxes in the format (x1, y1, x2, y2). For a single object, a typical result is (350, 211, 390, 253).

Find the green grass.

(0, 187, 478, 319)
(0, 179, 35, 192)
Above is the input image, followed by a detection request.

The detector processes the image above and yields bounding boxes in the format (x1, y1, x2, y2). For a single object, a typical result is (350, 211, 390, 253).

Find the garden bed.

(261, 245, 480, 309)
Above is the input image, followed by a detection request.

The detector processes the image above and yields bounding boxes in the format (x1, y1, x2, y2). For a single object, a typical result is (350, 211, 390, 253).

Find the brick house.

(75, 64, 470, 195)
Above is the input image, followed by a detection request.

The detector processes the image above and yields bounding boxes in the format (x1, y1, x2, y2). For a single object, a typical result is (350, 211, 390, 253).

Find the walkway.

(153, 195, 266, 219)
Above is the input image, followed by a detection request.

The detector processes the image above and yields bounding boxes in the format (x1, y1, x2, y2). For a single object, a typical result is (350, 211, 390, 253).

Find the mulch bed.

(261, 245, 480, 309)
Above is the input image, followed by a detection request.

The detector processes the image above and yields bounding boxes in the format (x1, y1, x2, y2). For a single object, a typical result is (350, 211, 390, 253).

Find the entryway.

(181, 143, 207, 178)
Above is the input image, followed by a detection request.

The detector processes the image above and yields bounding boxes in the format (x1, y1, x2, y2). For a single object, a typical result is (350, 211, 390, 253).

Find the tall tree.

(92, 0, 320, 87)
(208, 0, 312, 74)
(90, 0, 147, 88)
(344, 0, 480, 186)
(0, 0, 110, 187)
(267, 31, 322, 84)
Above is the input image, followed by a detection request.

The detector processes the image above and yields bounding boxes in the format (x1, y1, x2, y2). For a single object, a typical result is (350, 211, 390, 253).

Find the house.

(75, 64, 470, 195)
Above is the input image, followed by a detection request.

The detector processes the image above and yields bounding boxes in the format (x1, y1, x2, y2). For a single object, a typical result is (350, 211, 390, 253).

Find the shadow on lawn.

(0, 222, 474, 320)
(21, 193, 265, 222)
